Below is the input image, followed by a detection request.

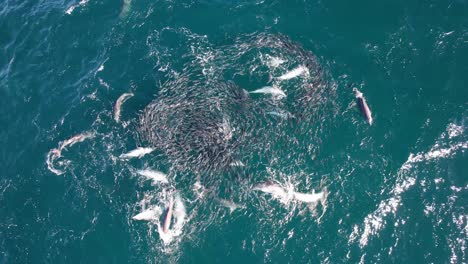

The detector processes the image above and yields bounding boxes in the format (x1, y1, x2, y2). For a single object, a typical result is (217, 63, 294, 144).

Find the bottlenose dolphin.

(114, 92, 134, 123)
(162, 197, 174, 234)
(136, 169, 168, 184)
(353, 88, 373, 125)
(60, 132, 95, 150)
(252, 181, 292, 202)
(277, 65, 309, 81)
(249, 86, 286, 97)
(119, 147, 154, 159)
(253, 181, 328, 206)
(218, 199, 244, 213)
(46, 132, 95, 175)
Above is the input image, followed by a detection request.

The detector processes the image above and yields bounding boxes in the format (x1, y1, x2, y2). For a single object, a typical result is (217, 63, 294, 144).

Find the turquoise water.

(1, 0, 467, 263)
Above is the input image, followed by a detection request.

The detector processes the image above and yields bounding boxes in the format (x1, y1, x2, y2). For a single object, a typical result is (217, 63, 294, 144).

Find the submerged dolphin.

(218, 199, 244, 213)
(277, 65, 309, 81)
(252, 181, 291, 202)
(249, 86, 286, 97)
(353, 88, 373, 125)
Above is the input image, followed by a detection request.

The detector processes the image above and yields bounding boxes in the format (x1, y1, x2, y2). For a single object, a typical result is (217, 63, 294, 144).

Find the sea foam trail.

(46, 132, 95, 175)
(350, 123, 467, 248)
(132, 207, 162, 221)
(65, 0, 89, 15)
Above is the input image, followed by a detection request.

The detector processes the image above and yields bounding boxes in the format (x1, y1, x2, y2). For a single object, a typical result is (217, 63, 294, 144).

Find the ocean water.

(1, 0, 467, 263)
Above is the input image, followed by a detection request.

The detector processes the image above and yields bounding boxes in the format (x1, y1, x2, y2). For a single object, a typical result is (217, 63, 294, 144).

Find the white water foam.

(350, 122, 467, 248)
(65, 0, 89, 15)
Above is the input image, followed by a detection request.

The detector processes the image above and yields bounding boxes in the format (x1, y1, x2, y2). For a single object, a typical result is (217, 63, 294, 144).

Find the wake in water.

(349, 121, 467, 262)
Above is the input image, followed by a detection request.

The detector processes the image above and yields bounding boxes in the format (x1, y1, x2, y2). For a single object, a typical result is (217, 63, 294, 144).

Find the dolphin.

(252, 181, 291, 202)
(162, 197, 174, 234)
(277, 65, 309, 81)
(46, 132, 95, 176)
(353, 88, 373, 125)
(136, 169, 168, 184)
(249, 86, 286, 97)
(114, 92, 134, 123)
(119, 147, 154, 159)
(59, 132, 95, 150)
(218, 199, 244, 213)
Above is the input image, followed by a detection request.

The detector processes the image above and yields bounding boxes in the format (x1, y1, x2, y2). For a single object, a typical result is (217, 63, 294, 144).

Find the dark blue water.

(1, 0, 467, 263)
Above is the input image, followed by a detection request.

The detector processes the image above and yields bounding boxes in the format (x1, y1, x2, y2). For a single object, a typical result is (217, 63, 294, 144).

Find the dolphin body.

(119, 147, 154, 159)
(157, 193, 186, 244)
(277, 65, 309, 81)
(114, 92, 134, 123)
(249, 86, 286, 98)
(353, 88, 373, 125)
(162, 198, 174, 234)
(136, 169, 168, 184)
(252, 181, 291, 202)
(218, 199, 244, 213)
(253, 181, 326, 204)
